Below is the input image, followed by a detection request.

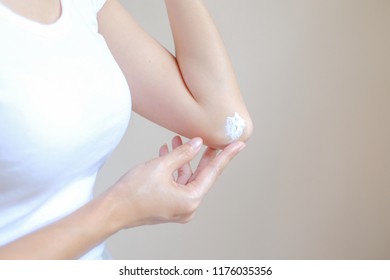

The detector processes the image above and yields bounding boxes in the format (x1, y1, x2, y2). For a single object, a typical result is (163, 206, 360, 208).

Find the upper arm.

(97, 0, 252, 148)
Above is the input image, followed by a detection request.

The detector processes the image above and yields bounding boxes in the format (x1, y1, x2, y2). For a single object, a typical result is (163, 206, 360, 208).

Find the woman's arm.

(0, 138, 244, 259)
(0, 192, 116, 259)
(97, 0, 253, 149)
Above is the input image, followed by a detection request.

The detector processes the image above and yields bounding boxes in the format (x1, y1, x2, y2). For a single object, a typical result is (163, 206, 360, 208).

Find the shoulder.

(67, 0, 107, 15)
(90, 0, 108, 13)
(65, 0, 109, 31)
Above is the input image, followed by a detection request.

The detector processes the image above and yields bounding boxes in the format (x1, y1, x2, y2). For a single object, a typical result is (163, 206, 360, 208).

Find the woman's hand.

(106, 136, 245, 230)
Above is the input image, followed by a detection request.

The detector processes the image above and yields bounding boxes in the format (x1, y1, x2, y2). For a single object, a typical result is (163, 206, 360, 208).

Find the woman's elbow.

(203, 111, 254, 150)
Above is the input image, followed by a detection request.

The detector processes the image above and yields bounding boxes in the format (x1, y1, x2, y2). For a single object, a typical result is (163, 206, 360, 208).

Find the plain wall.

(95, 0, 390, 259)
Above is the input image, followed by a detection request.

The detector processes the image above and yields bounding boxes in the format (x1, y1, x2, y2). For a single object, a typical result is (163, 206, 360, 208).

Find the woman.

(0, 0, 252, 259)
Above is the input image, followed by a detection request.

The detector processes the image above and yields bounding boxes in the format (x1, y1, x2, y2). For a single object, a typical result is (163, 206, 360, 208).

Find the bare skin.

(0, 0, 252, 259)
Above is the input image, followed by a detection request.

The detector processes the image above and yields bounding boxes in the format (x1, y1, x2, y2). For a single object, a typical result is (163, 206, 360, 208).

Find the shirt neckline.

(0, 0, 71, 39)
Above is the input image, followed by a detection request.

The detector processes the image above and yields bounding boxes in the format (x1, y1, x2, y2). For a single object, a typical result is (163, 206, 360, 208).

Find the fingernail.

(188, 137, 203, 151)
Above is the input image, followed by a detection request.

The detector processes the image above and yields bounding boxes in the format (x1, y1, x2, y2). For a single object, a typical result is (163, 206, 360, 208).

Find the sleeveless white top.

(0, 0, 131, 259)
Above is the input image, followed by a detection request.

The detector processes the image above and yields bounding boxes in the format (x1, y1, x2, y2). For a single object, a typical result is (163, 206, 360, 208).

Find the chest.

(0, 17, 131, 184)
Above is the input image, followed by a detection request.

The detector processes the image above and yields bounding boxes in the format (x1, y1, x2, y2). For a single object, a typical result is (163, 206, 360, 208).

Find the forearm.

(98, 0, 252, 148)
(165, 0, 252, 143)
(0, 193, 119, 260)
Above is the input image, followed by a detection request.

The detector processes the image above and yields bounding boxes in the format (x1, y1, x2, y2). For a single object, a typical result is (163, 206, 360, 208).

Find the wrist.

(93, 190, 126, 235)
(96, 182, 145, 233)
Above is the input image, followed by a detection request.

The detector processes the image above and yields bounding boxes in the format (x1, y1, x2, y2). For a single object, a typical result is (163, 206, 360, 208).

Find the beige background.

(95, 0, 390, 259)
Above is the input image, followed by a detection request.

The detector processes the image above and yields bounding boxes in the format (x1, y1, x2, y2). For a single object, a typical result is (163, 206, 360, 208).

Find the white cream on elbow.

(225, 112, 246, 142)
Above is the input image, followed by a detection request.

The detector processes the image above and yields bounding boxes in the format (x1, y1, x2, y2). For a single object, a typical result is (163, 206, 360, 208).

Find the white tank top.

(0, 0, 131, 259)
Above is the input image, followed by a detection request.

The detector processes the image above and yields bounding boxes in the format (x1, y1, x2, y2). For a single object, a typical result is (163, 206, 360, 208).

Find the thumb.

(164, 137, 203, 171)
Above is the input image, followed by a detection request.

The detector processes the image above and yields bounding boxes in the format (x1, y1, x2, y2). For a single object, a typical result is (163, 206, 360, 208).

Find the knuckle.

(150, 158, 166, 173)
(179, 145, 195, 159)
(182, 199, 199, 216)
(184, 204, 197, 216)
(179, 213, 196, 224)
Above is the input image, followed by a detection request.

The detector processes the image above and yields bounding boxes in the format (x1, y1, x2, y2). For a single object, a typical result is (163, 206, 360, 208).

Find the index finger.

(188, 141, 245, 196)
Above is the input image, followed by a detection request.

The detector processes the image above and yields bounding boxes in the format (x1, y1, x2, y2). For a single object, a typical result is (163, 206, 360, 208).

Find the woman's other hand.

(105, 136, 245, 231)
